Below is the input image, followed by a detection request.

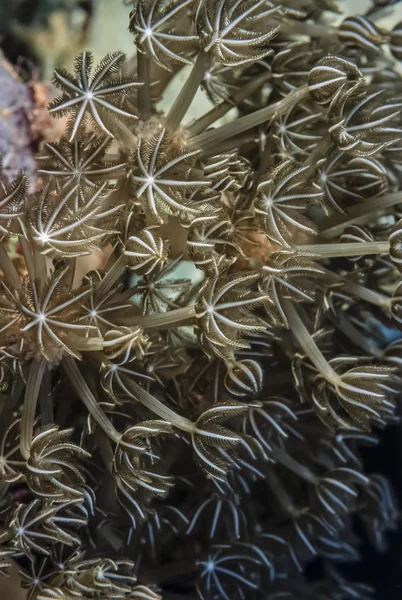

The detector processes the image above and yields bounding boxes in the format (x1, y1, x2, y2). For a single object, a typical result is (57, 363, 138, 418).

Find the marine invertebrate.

(0, 1, 401, 598)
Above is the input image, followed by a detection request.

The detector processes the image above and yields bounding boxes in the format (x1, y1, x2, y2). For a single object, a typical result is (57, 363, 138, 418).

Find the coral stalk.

(189, 71, 272, 136)
(62, 356, 123, 444)
(20, 359, 47, 459)
(189, 85, 309, 154)
(166, 51, 210, 130)
(297, 240, 389, 258)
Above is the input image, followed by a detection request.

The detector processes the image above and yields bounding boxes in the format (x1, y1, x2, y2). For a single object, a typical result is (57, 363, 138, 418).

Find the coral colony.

(1, 0, 402, 598)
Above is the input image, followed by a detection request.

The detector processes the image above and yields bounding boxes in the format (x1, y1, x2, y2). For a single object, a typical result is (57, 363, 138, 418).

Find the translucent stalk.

(94, 254, 125, 300)
(20, 359, 47, 459)
(250, 130, 275, 198)
(98, 521, 124, 552)
(95, 429, 114, 474)
(331, 310, 383, 359)
(301, 135, 333, 173)
(0, 483, 10, 502)
(0, 244, 21, 290)
(62, 356, 122, 444)
(68, 336, 105, 352)
(71, 306, 195, 351)
(322, 267, 392, 310)
(189, 85, 309, 154)
(166, 51, 210, 131)
(343, 280, 392, 310)
(283, 299, 339, 383)
(319, 191, 402, 240)
(280, 21, 336, 38)
(122, 376, 195, 433)
(264, 468, 297, 517)
(63, 258, 76, 294)
(114, 304, 196, 329)
(33, 248, 48, 282)
(270, 443, 318, 485)
(297, 240, 389, 258)
(109, 119, 138, 148)
(188, 71, 272, 136)
(0, 395, 6, 420)
(19, 236, 36, 281)
(366, 4, 386, 17)
(137, 52, 152, 121)
(39, 368, 54, 425)
(197, 132, 257, 156)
